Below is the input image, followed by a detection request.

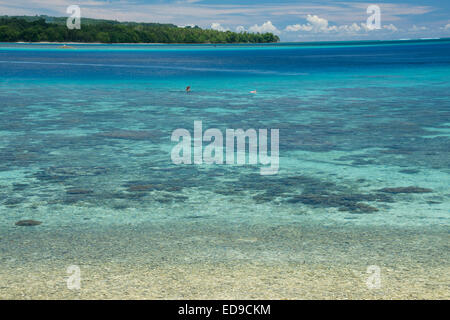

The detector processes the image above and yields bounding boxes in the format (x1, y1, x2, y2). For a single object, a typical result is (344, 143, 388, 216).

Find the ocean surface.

(0, 40, 449, 298)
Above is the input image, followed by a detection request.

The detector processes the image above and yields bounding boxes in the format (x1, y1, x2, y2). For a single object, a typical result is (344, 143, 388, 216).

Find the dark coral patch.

(377, 186, 433, 194)
(34, 166, 108, 182)
(287, 193, 387, 213)
(398, 169, 420, 174)
(15, 220, 42, 226)
(253, 193, 275, 203)
(66, 188, 93, 195)
(12, 183, 29, 191)
(4, 198, 24, 206)
(339, 203, 379, 213)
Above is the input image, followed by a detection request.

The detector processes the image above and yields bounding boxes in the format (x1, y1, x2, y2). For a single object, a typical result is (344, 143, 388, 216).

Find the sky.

(1, 0, 449, 41)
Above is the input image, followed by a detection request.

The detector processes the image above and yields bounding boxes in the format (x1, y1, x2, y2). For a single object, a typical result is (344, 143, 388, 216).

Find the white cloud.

(285, 15, 330, 32)
(445, 24, 450, 30)
(337, 22, 381, 33)
(349, 23, 363, 32)
(383, 24, 398, 32)
(210, 22, 229, 32)
(285, 24, 310, 32)
(248, 21, 280, 34)
(285, 15, 398, 34)
(306, 14, 329, 31)
(409, 25, 428, 31)
(235, 26, 246, 33)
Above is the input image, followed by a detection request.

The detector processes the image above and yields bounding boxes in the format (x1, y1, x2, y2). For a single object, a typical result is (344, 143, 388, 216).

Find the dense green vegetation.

(0, 16, 279, 43)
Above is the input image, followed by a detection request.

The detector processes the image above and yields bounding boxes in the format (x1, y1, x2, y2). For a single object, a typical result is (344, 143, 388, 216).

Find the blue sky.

(1, 0, 449, 41)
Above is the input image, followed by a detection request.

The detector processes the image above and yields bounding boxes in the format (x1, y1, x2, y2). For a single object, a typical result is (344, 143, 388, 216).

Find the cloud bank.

(248, 21, 280, 34)
(284, 14, 398, 34)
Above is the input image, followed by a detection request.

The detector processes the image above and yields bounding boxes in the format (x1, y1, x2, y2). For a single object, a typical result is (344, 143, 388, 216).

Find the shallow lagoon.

(0, 40, 449, 299)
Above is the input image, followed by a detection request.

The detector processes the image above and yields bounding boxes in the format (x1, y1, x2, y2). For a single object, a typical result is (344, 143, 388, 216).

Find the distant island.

(0, 16, 280, 44)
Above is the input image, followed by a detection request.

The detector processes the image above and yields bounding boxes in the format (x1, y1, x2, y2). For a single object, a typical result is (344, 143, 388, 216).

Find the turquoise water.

(0, 41, 449, 295)
(1, 40, 449, 225)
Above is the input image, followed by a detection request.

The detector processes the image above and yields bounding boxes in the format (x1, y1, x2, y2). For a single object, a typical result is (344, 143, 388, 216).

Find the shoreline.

(7, 37, 450, 46)
(1, 220, 448, 299)
(2, 261, 447, 299)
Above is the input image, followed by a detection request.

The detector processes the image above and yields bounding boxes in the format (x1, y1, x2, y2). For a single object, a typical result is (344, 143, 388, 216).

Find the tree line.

(0, 16, 280, 44)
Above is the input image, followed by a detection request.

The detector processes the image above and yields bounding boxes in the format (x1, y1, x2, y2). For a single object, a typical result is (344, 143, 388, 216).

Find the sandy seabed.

(1, 262, 448, 299)
(0, 220, 448, 299)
